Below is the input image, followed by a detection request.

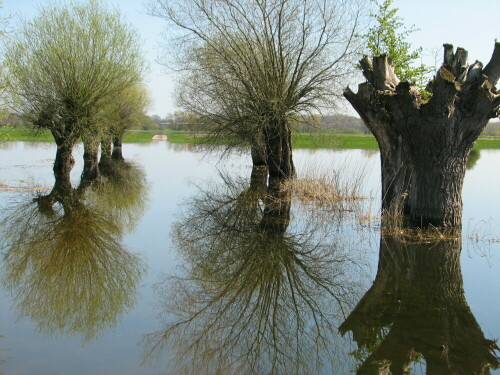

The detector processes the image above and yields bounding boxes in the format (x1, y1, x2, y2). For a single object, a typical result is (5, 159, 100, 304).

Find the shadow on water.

(340, 231, 500, 374)
(0, 161, 149, 342)
(142, 167, 370, 375)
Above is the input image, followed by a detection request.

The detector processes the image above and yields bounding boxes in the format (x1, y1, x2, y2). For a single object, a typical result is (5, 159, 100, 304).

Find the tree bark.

(406, 136, 468, 227)
(81, 140, 100, 182)
(99, 137, 112, 170)
(111, 134, 124, 161)
(345, 43, 500, 228)
(51, 130, 76, 191)
(249, 165, 268, 191)
(250, 131, 268, 167)
(344, 81, 411, 217)
(263, 119, 295, 180)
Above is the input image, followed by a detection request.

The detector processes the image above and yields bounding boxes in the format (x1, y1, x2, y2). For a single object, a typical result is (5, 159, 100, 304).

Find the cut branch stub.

(443, 44, 454, 67)
(466, 61, 483, 82)
(451, 47, 468, 75)
(484, 41, 500, 86)
(373, 55, 400, 91)
(443, 44, 468, 76)
(359, 56, 374, 85)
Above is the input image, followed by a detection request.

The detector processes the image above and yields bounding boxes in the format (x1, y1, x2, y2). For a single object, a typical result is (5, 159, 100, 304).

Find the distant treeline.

(3, 111, 499, 136)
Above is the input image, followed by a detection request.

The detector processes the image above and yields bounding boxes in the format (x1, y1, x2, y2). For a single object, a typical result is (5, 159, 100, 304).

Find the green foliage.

(103, 85, 151, 139)
(0, 0, 10, 120)
(5, 0, 146, 145)
(366, 0, 431, 90)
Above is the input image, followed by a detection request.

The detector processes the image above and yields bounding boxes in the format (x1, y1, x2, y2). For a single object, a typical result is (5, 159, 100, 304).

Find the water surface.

(0, 141, 499, 374)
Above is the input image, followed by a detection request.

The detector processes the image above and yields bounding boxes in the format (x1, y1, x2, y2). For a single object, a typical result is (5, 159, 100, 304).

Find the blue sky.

(3, 0, 499, 117)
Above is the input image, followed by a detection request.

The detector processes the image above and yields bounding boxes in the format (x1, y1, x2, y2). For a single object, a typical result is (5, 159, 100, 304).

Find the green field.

(2, 127, 500, 150)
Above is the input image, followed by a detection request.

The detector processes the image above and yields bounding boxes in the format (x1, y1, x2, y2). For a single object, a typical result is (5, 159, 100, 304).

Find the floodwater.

(0, 141, 499, 375)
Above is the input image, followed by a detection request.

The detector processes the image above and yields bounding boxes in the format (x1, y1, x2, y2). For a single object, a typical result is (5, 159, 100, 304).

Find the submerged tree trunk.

(345, 43, 500, 228)
(81, 140, 100, 182)
(112, 133, 124, 161)
(249, 165, 268, 191)
(263, 119, 295, 180)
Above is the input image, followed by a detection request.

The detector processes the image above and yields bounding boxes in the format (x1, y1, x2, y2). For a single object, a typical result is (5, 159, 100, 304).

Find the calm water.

(0, 141, 499, 374)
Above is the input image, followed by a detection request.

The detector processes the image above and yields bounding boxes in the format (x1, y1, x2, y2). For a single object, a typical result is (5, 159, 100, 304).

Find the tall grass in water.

(286, 155, 373, 215)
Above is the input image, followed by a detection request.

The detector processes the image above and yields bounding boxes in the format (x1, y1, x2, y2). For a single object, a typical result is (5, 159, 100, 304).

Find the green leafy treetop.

(366, 0, 431, 91)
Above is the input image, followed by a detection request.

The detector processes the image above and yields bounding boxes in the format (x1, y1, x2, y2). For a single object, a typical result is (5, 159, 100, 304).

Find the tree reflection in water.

(0, 161, 148, 341)
(340, 232, 500, 374)
(143, 167, 368, 375)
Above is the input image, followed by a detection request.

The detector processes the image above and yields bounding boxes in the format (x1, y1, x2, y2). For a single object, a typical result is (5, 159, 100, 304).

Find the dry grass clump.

(286, 178, 362, 205)
(288, 156, 369, 210)
(382, 226, 461, 243)
(0, 183, 50, 193)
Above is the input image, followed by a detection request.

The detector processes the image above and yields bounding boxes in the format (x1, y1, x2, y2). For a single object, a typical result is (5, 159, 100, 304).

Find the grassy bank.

(166, 133, 500, 150)
(2, 127, 500, 150)
(0, 128, 165, 144)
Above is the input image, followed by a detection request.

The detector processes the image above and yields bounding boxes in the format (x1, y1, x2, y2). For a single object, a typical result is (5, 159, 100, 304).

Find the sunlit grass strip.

(3, 127, 500, 149)
(292, 134, 379, 149)
(0, 128, 53, 142)
(0, 128, 161, 143)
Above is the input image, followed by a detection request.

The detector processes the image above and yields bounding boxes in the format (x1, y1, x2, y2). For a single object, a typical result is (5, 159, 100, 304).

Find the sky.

(2, 0, 499, 117)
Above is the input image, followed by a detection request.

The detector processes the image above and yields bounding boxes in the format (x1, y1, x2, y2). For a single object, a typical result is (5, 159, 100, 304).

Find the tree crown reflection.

(144, 168, 369, 375)
(0, 161, 148, 341)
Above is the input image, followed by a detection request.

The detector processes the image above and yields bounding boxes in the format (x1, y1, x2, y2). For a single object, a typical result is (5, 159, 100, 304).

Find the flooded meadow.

(1, 141, 500, 374)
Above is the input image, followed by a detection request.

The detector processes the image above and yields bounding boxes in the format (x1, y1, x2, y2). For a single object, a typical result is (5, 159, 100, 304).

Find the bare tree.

(149, 0, 366, 179)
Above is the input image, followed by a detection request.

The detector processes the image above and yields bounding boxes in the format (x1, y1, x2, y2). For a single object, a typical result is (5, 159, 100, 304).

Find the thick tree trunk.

(51, 131, 76, 191)
(263, 119, 295, 180)
(99, 137, 112, 170)
(345, 82, 411, 217)
(249, 165, 268, 191)
(345, 43, 500, 228)
(82, 140, 100, 182)
(250, 131, 268, 167)
(340, 232, 500, 374)
(408, 145, 468, 227)
(112, 134, 124, 161)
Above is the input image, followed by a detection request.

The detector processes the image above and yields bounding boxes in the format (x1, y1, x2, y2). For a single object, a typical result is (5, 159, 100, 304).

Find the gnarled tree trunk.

(345, 43, 500, 228)
(51, 130, 76, 191)
(345, 79, 411, 217)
